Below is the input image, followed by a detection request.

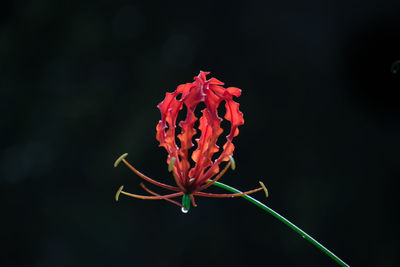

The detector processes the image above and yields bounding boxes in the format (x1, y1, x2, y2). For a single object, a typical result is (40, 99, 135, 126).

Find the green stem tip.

(181, 194, 191, 213)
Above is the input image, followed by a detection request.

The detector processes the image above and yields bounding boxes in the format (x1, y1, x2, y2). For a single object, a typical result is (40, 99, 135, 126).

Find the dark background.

(1, 0, 400, 266)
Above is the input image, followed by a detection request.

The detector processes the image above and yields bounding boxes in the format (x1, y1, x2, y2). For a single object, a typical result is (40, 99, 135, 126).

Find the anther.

(114, 153, 128, 167)
(168, 157, 176, 172)
(228, 155, 236, 170)
(259, 181, 269, 198)
(115, 185, 124, 201)
(189, 178, 195, 183)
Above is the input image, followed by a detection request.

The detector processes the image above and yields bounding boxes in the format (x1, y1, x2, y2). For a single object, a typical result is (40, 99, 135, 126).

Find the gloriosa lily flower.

(114, 71, 262, 212)
(112, 72, 349, 266)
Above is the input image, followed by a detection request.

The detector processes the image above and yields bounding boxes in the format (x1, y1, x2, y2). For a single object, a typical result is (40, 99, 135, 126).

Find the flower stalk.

(209, 180, 350, 267)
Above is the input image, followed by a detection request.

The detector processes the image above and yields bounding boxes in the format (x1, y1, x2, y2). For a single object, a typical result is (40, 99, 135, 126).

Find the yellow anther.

(115, 185, 124, 201)
(114, 153, 128, 167)
(228, 155, 236, 170)
(168, 157, 176, 172)
(259, 181, 268, 198)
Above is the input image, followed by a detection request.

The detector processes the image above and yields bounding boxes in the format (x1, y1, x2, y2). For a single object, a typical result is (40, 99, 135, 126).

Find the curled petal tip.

(115, 185, 124, 201)
(114, 153, 128, 167)
(168, 157, 176, 172)
(259, 181, 268, 198)
(228, 155, 236, 170)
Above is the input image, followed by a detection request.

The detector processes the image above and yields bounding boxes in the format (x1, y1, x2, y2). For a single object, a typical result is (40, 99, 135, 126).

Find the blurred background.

(1, 0, 400, 266)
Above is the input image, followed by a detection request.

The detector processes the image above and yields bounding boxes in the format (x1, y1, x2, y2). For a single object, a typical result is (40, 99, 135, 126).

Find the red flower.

(115, 71, 262, 212)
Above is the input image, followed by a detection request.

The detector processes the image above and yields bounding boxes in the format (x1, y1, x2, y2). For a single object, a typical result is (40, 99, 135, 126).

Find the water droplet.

(181, 207, 189, 213)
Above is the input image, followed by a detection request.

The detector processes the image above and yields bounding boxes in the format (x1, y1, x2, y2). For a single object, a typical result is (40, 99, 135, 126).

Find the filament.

(140, 183, 183, 207)
(194, 187, 263, 198)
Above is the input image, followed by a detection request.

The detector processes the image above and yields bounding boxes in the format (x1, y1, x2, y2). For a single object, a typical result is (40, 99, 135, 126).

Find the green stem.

(211, 181, 349, 267)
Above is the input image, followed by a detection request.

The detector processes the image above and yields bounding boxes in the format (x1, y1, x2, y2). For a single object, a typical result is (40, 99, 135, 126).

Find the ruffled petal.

(156, 71, 244, 191)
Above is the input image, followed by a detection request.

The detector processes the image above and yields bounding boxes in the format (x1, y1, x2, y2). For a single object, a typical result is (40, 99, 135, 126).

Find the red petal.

(226, 87, 241, 97)
(224, 100, 244, 140)
(156, 71, 244, 189)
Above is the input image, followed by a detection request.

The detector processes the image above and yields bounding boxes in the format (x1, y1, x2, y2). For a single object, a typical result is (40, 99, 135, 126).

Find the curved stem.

(211, 181, 350, 267)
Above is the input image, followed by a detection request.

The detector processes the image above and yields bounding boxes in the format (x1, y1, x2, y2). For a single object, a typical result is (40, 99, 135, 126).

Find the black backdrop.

(1, 0, 400, 266)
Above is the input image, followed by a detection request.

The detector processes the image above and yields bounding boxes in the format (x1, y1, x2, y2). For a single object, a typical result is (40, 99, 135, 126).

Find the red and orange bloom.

(114, 71, 262, 212)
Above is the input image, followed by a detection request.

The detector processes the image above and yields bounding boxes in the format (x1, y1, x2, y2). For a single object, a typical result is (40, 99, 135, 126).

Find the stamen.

(114, 153, 128, 167)
(190, 194, 198, 207)
(171, 170, 186, 192)
(115, 185, 124, 201)
(119, 189, 184, 200)
(228, 155, 236, 170)
(194, 187, 263, 198)
(199, 161, 231, 191)
(140, 183, 183, 207)
(168, 157, 176, 172)
(259, 181, 269, 198)
(121, 158, 181, 191)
